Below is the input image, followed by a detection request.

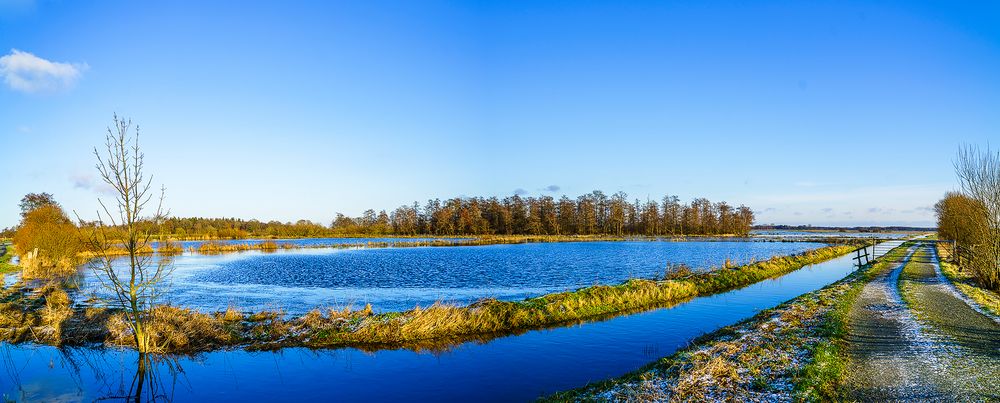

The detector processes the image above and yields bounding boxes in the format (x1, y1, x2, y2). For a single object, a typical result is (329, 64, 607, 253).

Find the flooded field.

(0, 246, 864, 402)
(78, 240, 823, 314)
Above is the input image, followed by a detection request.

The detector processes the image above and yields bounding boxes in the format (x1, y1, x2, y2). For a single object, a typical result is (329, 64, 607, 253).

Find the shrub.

(13, 205, 83, 278)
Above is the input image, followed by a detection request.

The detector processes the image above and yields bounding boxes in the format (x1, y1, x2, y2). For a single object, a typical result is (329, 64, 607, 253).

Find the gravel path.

(845, 242, 1000, 401)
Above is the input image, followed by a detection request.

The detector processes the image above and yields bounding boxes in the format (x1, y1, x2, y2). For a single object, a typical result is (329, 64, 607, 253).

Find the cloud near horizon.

(0, 49, 87, 93)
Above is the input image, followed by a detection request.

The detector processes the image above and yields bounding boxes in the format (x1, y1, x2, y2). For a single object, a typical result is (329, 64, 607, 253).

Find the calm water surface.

(82, 241, 822, 313)
(750, 229, 916, 239)
(1, 249, 868, 402)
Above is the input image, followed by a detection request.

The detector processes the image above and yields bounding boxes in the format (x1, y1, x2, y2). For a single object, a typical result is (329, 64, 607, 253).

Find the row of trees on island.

(333, 193, 753, 236)
(145, 193, 754, 238)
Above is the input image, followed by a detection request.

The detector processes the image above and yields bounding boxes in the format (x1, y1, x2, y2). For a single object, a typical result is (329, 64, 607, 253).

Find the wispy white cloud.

(70, 172, 114, 195)
(0, 49, 87, 93)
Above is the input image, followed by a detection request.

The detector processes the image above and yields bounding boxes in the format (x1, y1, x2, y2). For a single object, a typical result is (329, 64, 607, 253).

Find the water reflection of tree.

(1, 345, 186, 403)
(94, 353, 182, 403)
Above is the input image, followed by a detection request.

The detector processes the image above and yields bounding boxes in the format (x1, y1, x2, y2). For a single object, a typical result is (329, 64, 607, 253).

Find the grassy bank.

(0, 244, 857, 354)
(935, 243, 1000, 318)
(543, 242, 909, 402)
(0, 244, 18, 274)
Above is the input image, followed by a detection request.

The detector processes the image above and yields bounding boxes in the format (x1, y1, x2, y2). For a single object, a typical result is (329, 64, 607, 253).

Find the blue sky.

(1, 0, 998, 229)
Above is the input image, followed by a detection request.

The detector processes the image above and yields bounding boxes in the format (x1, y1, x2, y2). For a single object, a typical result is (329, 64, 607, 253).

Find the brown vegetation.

(936, 145, 1000, 291)
(13, 204, 83, 278)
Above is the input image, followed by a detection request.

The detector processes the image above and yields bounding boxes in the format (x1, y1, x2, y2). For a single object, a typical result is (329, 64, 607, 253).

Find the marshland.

(0, 178, 903, 401)
(4, 1, 1000, 402)
(1, 241, 889, 401)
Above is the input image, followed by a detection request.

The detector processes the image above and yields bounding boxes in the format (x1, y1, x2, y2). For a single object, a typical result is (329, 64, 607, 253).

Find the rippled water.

(1, 248, 865, 402)
(80, 241, 822, 314)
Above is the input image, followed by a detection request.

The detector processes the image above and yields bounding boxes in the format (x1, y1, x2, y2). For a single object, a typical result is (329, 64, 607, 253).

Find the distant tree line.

(130, 192, 754, 238)
(331, 191, 753, 236)
(156, 217, 331, 239)
(9, 191, 755, 242)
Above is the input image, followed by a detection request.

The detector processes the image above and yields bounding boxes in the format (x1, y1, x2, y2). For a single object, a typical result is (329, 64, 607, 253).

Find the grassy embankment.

(543, 242, 910, 402)
(0, 244, 17, 274)
(293, 244, 855, 350)
(0, 244, 857, 354)
(935, 243, 1000, 318)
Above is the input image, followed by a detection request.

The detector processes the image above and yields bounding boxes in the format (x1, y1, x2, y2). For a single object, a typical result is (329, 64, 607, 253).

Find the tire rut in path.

(844, 247, 945, 400)
(897, 243, 1000, 400)
(844, 242, 1000, 401)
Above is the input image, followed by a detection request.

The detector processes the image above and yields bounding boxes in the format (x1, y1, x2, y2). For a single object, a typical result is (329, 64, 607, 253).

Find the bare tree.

(955, 144, 1000, 290)
(81, 114, 170, 353)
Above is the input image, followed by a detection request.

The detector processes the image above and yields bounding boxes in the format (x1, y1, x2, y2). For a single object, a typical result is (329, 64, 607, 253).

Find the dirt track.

(845, 242, 1000, 401)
